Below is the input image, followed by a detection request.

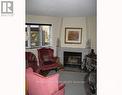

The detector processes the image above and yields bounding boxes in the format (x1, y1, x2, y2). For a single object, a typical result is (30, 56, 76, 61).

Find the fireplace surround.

(57, 47, 91, 66)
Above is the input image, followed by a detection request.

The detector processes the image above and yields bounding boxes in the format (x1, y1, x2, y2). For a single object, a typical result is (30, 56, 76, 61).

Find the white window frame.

(25, 23, 52, 49)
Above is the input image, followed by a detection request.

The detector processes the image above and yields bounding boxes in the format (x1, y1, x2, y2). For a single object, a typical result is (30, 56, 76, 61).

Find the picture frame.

(65, 27, 82, 44)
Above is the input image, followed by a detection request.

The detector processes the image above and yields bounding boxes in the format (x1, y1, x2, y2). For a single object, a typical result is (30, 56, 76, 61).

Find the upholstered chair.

(26, 67, 65, 95)
(25, 52, 40, 73)
(37, 48, 61, 72)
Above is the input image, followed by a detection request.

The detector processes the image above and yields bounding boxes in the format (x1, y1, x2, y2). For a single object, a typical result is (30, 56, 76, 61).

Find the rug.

(64, 67, 82, 72)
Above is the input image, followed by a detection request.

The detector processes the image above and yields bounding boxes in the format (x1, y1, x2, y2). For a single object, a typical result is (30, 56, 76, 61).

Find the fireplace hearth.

(64, 51, 82, 68)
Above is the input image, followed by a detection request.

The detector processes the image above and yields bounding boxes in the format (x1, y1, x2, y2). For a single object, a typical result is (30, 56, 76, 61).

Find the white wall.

(86, 16, 97, 53)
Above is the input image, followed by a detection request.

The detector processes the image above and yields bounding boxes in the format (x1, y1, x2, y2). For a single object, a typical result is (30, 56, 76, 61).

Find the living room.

(26, 0, 96, 95)
(1, 0, 122, 95)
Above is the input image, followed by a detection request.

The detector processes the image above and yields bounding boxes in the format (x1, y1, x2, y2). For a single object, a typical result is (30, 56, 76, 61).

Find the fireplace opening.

(64, 51, 82, 68)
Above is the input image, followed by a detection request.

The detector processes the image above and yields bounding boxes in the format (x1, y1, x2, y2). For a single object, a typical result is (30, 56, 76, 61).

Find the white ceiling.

(26, 0, 96, 17)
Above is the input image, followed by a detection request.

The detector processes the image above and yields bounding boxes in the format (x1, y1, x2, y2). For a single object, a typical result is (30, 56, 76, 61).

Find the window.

(25, 23, 51, 48)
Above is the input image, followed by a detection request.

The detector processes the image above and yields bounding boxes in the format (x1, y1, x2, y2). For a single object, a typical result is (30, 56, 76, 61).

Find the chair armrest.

(52, 83, 65, 95)
(53, 57, 60, 63)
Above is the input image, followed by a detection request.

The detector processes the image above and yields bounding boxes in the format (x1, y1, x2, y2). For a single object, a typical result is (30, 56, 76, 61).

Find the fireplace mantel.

(57, 47, 91, 65)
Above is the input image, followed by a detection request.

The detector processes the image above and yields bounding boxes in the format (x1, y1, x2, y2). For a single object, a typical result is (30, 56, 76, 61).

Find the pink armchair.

(26, 68, 65, 95)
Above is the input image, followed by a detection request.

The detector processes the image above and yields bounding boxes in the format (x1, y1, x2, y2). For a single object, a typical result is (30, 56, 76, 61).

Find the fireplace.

(64, 51, 82, 68)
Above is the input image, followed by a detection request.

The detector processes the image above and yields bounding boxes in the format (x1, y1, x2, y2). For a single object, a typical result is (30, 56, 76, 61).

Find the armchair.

(37, 48, 61, 72)
(26, 68, 65, 95)
(25, 52, 40, 73)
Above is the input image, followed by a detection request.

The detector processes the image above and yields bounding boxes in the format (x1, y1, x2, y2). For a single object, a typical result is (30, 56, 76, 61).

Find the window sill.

(26, 46, 51, 49)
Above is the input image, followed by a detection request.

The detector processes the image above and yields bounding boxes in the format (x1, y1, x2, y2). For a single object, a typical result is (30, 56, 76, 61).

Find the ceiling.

(26, 0, 96, 17)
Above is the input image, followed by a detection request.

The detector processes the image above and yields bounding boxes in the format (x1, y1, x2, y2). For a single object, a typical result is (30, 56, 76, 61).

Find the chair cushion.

(26, 71, 59, 95)
(43, 55, 51, 61)
(41, 63, 60, 70)
(43, 55, 54, 65)
(43, 61, 54, 64)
